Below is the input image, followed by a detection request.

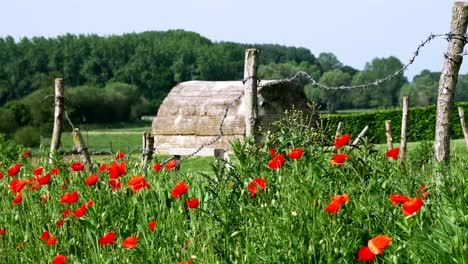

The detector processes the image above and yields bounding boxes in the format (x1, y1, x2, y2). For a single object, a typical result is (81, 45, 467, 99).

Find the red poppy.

(330, 154, 350, 165)
(8, 164, 21, 176)
(356, 246, 375, 262)
(115, 151, 125, 160)
(149, 220, 156, 231)
(153, 163, 162, 172)
(247, 178, 267, 197)
(171, 181, 189, 198)
(73, 205, 87, 218)
(85, 174, 99, 186)
(10, 179, 29, 193)
(288, 148, 303, 160)
(85, 200, 94, 208)
(268, 154, 285, 169)
(51, 167, 60, 175)
(56, 219, 64, 227)
(70, 162, 85, 172)
(60, 191, 79, 204)
(385, 147, 400, 160)
(128, 176, 150, 193)
(122, 236, 138, 248)
(47, 236, 57, 246)
(402, 197, 424, 216)
(186, 198, 200, 209)
(331, 194, 349, 204)
(99, 231, 117, 245)
(325, 194, 349, 214)
(335, 134, 350, 149)
(13, 193, 23, 204)
(37, 174, 51, 185)
(41, 230, 50, 241)
(0, 172, 3, 179)
(368, 235, 392, 255)
(177, 261, 193, 264)
(41, 195, 51, 203)
(23, 151, 31, 157)
(165, 159, 177, 170)
(0, 228, 5, 236)
(98, 163, 107, 173)
(33, 167, 44, 176)
(107, 161, 126, 179)
(62, 209, 72, 218)
(269, 149, 277, 157)
(389, 194, 410, 205)
(108, 179, 123, 191)
(416, 184, 427, 194)
(52, 255, 67, 264)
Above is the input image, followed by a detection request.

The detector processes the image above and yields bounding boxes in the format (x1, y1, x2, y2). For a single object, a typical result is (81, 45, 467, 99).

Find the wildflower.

(324, 194, 349, 214)
(389, 194, 410, 205)
(98, 163, 107, 173)
(99, 232, 117, 245)
(51, 167, 60, 175)
(416, 184, 427, 194)
(122, 236, 138, 248)
(33, 167, 44, 176)
(41, 230, 50, 241)
(330, 153, 349, 165)
(247, 178, 267, 197)
(368, 235, 392, 255)
(51, 254, 67, 264)
(85, 200, 94, 208)
(171, 181, 189, 198)
(385, 147, 400, 160)
(268, 154, 285, 169)
(37, 174, 51, 185)
(186, 198, 200, 209)
(85, 174, 99, 186)
(108, 179, 123, 191)
(149, 220, 156, 231)
(56, 219, 64, 227)
(288, 148, 303, 160)
(10, 179, 30, 193)
(73, 204, 87, 218)
(13, 193, 23, 204)
(402, 197, 424, 216)
(60, 191, 79, 204)
(0, 228, 5, 235)
(269, 149, 277, 157)
(153, 163, 162, 172)
(46, 236, 57, 246)
(115, 151, 125, 160)
(107, 161, 126, 179)
(23, 151, 31, 157)
(70, 162, 85, 172)
(335, 134, 350, 149)
(0, 172, 3, 179)
(165, 159, 177, 170)
(128, 176, 150, 193)
(356, 246, 375, 262)
(62, 209, 72, 218)
(8, 164, 21, 176)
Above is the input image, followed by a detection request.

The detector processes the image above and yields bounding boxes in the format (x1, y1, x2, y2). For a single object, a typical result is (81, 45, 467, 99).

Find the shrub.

(13, 126, 41, 147)
(0, 108, 18, 135)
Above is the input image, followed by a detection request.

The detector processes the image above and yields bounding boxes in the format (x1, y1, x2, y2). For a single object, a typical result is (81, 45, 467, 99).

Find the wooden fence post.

(434, 2, 468, 167)
(335, 122, 344, 137)
(141, 132, 154, 169)
(459, 107, 468, 149)
(385, 120, 393, 150)
(49, 78, 64, 164)
(351, 125, 369, 146)
(401, 97, 409, 172)
(73, 128, 94, 172)
(243, 48, 260, 140)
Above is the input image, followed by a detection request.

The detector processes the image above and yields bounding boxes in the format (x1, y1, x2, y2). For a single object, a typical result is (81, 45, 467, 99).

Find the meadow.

(0, 113, 467, 264)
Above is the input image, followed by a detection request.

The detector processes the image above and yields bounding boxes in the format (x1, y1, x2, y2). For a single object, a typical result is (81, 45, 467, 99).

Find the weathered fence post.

(141, 132, 154, 169)
(385, 120, 393, 150)
(243, 48, 260, 139)
(351, 125, 369, 146)
(335, 122, 344, 137)
(49, 78, 64, 164)
(434, 2, 468, 168)
(459, 107, 468, 149)
(73, 128, 94, 172)
(401, 97, 409, 172)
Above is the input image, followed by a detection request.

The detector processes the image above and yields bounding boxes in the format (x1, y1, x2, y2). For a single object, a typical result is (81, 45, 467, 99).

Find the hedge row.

(321, 102, 468, 144)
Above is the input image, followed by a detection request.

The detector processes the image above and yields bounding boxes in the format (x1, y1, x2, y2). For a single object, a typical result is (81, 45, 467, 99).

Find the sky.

(1, 0, 466, 80)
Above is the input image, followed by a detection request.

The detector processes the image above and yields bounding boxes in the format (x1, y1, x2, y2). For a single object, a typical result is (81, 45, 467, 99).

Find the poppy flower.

(385, 147, 400, 160)
(368, 235, 392, 255)
(356, 246, 375, 262)
(62, 209, 72, 218)
(8, 164, 21, 176)
(13, 193, 23, 204)
(247, 178, 267, 197)
(0, 172, 3, 179)
(416, 184, 427, 194)
(47, 236, 57, 246)
(177, 261, 193, 264)
(335, 134, 350, 149)
(85, 174, 99, 186)
(171, 181, 189, 198)
(41, 230, 50, 241)
(165, 159, 177, 170)
(33, 167, 44, 176)
(108, 179, 123, 191)
(149, 220, 156, 231)
(10, 179, 29, 193)
(41, 195, 51, 203)
(99, 232, 117, 245)
(23, 151, 31, 157)
(268, 154, 285, 169)
(56, 219, 64, 227)
(186, 198, 200, 209)
(98, 163, 107, 173)
(402, 197, 424, 216)
(330, 154, 350, 165)
(153, 163, 162, 172)
(51, 167, 60, 175)
(115, 151, 125, 160)
(85, 200, 94, 208)
(122, 236, 138, 248)
(37, 174, 51, 185)
(107, 162, 126, 179)
(324, 194, 349, 214)
(73, 204, 87, 218)
(288, 148, 303, 160)
(269, 149, 277, 157)
(52, 255, 67, 264)
(389, 194, 410, 205)
(70, 162, 85, 172)
(0, 228, 5, 236)
(128, 176, 150, 193)
(60, 191, 79, 204)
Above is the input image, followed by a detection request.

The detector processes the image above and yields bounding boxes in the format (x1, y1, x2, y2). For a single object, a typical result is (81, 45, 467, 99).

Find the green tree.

(317, 69, 352, 112)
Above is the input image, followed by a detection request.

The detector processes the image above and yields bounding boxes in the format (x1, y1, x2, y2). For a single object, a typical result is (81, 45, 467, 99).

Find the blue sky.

(1, 0, 465, 79)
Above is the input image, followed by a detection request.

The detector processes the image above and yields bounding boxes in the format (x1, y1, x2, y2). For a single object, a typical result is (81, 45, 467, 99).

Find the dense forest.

(0, 29, 467, 146)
